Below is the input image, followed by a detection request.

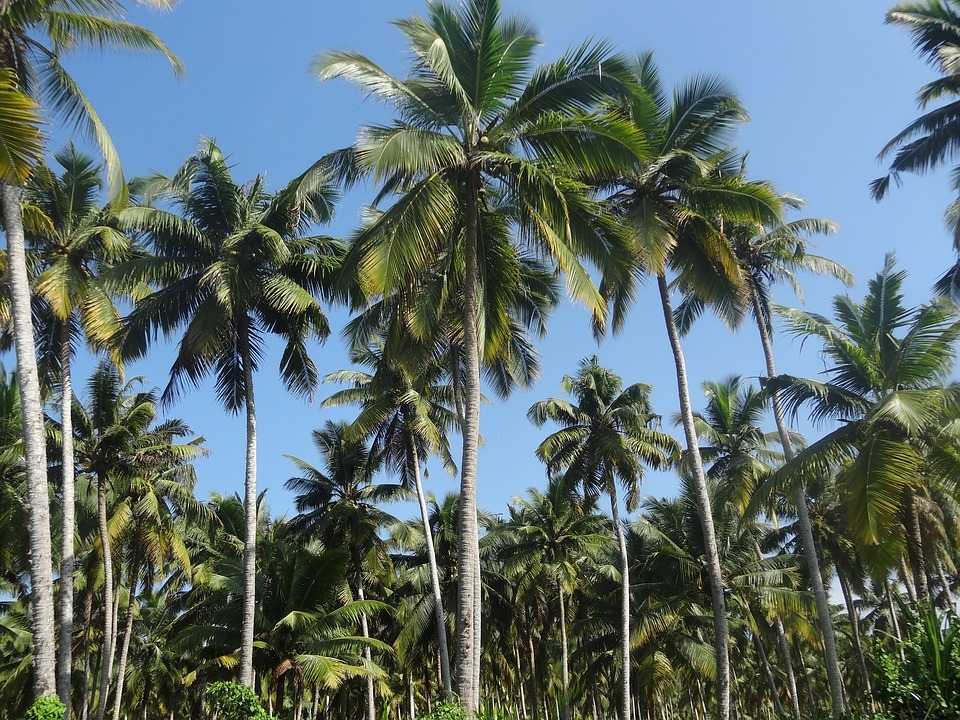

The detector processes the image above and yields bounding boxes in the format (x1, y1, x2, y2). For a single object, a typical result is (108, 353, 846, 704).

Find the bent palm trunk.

(658, 273, 730, 720)
(1, 181, 57, 700)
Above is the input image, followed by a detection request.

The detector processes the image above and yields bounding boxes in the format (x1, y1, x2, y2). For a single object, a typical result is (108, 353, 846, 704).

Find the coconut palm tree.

(323, 341, 459, 699)
(0, 4, 181, 697)
(316, 0, 639, 704)
(19, 145, 134, 707)
(599, 53, 783, 720)
(502, 478, 609, 720)
(116, 139, 343, 688)
(528, 356, 678, 720)
(767, 255, 960, 591)
(286, 421, 406, 720)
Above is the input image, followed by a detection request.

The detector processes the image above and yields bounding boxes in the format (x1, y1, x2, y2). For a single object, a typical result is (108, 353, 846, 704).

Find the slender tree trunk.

(456, 169, 482, 712)
(837, 572, 870, 696)
(408, 676, 415, 720)
(526, 633, 538, 720)
(557, 580, 570, 720)
(750, 288, 845, 718)
(606, 479, 631, 720)
(410, 441, 453, 700)
(96, 471, 115, 720)
(515, 643, 527, 720)
(905, 489, 930, 602)
(752, 631, 784, 717)
(887, 583, 905, 662)
(238, 318, 258, 688)
(1, 181, 57, 700)
(357, 581, 376, 720)
(939, 560, 956, 609)
(111, 545, 143, 720)
(773, 618, 801, 720)
(57, 323, 76, 709)
(474, 553, 482, 710)
(80, 587, 94, 720)
(657, 273, 729, 720)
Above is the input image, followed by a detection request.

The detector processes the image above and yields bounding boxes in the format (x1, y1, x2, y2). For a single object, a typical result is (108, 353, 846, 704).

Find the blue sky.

(42, 0, 959, 521)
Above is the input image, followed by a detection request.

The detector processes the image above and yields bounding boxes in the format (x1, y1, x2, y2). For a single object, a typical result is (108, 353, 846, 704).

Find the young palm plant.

(117, 139, 343, 688)
(316, 0, 639, 705)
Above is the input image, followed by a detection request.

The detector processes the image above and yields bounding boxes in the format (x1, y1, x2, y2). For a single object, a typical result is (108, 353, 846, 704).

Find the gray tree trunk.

(357, 581, 376, 720)
(773, 617, 801, 720)
(239, 318, 258, 688)
(95, 472, 115, 720)
(750, 287, 846, 718)
(1, 181, 57, 700)
(80, 588, 94, 720)
(752, 631, 784, 717)
(657, 273, 730, 720)
(606, 479, 631, 720)
(57, 323, 76, 708)
(111, 547, 142, 720)
(410, 442, 452, 699)
(557, 580, 570, 720)
(455, 171, 481, 712)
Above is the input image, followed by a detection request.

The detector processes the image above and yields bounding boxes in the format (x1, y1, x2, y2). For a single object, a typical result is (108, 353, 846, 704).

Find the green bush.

(207, 681, 272, 720)
(416, 702, 467, 720)
(23, 697, 65, 720)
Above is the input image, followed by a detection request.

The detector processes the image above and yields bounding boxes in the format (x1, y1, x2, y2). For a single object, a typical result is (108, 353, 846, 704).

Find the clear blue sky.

(45, 0, 959, 521)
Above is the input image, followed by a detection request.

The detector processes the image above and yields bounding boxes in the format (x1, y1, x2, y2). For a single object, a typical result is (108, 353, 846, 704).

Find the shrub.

(207, 681, 272, 720)
(23, 697, 65, 720)
(416, 702, 467, 720)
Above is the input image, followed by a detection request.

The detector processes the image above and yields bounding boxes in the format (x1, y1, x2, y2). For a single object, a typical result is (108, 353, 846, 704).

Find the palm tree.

(502, 479, 609, 720)
(599, 53, 783, 720)
(286, 421, 406, 720)
(20, 145, 133, 706)
(316, 0, 638, 705)
(712, 202, 853, 716)
(767, 255, 960, 595)
(528, 356, 678, 720)
(323, 341, 459, 700)
(117, 139, 343, 688)
(0, 4, 181, 698)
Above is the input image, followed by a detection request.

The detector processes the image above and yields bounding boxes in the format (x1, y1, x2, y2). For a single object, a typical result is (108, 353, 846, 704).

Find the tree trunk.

(939, 560, 956, 609)
(238, 317, 258, 688)
(750, 287, 846, 718)
(410, 441, 452, 700)
(773, 618, 801, 720)
(96, 471, 115, 720)
(111, 545, 143, 720)
(1, 181, 57, 700)
(837, 572, 870, 697)
(752, 631, 784, 717)
(606, 479, 631, 720)
(557, 580, 570, 720)
(905, 489, 930, 602)
(657, 273, 729, 720)
(357, 581, 376, 720)
(886, 583, 905, 661)
(80, 587, 95, 720)
(57, 322, 76, 709)
(900, 555, 918, 605)
(456, 169, 482, 713)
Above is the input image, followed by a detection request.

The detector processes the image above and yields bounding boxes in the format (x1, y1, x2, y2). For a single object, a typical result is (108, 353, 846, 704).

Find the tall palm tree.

(117, 139, 343, 688)
(767, 255, 960, 592)
(72, 360, 202, 720)
(502, 478, 609, 720)
(316, 0, 637, 705)
(0, 4, 181, 698)
(713, 203, 852, 716)
(286, 421, 406, 720)
(528, 356, 678, 720)
(21, 146, 132, 706)
(323, 342, 458, 700)
(600, 53, 783, 720)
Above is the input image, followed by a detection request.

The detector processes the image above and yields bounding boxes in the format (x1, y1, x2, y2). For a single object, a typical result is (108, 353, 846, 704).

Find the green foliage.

(871, 603, 960, 720)
(206, 681, 273, 720)
(23, 697, 65, 720)
(415, 702, 467, 720)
